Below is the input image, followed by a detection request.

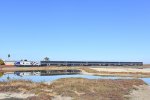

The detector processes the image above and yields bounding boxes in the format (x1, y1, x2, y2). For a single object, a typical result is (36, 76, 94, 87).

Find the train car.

(40, 61, 143, 66)
(15, 61, 40, 67)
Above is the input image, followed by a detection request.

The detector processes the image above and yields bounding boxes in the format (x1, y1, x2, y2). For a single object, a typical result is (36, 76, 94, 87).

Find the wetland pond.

(0, 72, 150, 85)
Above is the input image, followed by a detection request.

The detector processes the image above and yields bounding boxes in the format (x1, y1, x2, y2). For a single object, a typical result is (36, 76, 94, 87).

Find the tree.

(8, 54, 10, 58)
(8, 54, 11, 60)
(0, 59, 4, 65)
(44, 57, 50, 61)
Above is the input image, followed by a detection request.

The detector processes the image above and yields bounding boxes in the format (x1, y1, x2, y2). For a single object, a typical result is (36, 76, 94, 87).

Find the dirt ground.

(91, 67, 150, 73)
(84, 67, 150, 77)
(0, 92, 35, 100)
(129, 85, 150, 100)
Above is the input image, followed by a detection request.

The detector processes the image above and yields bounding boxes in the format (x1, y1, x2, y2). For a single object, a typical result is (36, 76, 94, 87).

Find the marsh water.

(0, 73, 150, 85)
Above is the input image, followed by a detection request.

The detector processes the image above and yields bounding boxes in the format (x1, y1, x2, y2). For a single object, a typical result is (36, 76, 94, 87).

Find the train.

(14, 60, 143, 67)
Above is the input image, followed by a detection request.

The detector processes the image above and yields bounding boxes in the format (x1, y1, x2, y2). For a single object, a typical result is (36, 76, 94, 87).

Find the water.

(0, 74, 150, 85)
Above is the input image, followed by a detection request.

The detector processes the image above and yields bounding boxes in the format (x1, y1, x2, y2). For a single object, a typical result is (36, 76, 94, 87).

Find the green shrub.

(0, 59, 4, 65)
(0, 72, 3, 77)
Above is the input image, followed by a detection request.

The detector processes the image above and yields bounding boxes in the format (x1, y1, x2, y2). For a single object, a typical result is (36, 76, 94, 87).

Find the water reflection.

(14, 70, 81, 76)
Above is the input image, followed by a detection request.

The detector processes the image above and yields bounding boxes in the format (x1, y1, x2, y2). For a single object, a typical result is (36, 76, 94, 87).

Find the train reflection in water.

(14, 69, 81, 76)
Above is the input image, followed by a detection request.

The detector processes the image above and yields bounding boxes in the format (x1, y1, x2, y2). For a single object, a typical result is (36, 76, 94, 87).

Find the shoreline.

(80, 67, 150, 78)
(1, 66, 150, 78)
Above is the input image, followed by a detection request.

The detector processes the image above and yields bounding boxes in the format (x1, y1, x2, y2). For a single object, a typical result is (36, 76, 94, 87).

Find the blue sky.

(0, 0, 150, 63)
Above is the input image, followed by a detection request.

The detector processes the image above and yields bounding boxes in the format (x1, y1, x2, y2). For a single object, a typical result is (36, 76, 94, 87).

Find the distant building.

(4, 61, 16, 66)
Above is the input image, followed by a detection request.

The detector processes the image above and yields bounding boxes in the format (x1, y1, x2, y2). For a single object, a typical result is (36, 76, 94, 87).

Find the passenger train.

(14, 60, 143, 67)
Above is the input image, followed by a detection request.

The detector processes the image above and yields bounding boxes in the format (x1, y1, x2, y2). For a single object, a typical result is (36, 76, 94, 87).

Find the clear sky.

(0, 0, 150, 63)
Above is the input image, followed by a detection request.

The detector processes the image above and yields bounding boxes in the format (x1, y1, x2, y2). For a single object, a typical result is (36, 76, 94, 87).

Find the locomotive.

(14, 60, 40, 67)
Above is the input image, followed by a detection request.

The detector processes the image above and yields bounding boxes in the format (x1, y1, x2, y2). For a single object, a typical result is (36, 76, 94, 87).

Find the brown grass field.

(0, 78, 146, 100)
(143, 64, 150, 68)
(80, 67, 150, 77)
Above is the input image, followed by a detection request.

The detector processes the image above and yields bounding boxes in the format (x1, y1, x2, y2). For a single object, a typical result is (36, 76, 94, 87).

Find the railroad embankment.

(0, 66, 79, 72)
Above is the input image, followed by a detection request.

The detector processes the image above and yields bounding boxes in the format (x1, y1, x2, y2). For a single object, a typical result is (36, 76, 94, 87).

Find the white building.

(4, 61, 16, 66)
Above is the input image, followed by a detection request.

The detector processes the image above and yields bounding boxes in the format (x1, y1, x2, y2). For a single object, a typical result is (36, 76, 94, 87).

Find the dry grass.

(143, 64, 150, 68)
(80, 67, 150, 77)
(1, 66, 80, 73)
(50, 78, 145, 100)
(99, 71, 150, 75)
(0, 78, 146, 100)
(0, 80, 53, 100)
(26, 94, 52, 100)
(80, 67, 100, 73)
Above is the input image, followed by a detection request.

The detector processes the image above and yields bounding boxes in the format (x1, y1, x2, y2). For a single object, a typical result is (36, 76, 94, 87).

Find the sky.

(0, 0, 150, 63)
